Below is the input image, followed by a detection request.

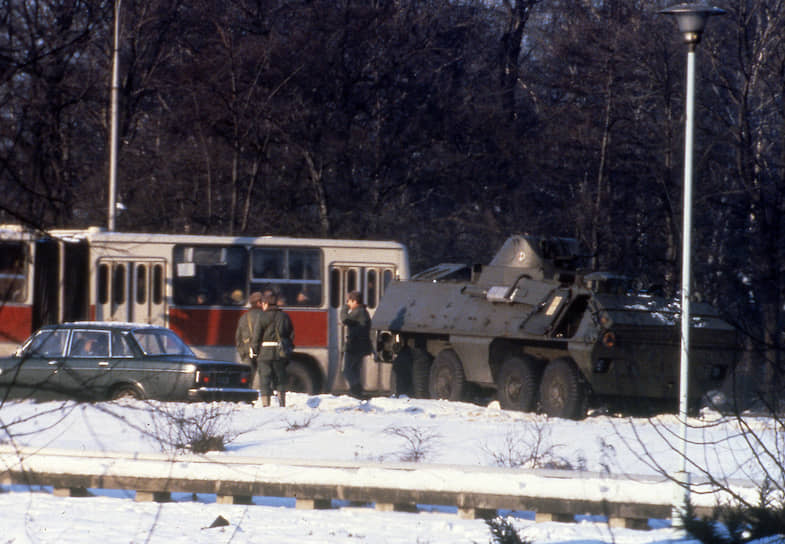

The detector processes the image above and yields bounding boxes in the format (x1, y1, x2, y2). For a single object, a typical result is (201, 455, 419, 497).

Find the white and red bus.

(0, 225, 409, 395)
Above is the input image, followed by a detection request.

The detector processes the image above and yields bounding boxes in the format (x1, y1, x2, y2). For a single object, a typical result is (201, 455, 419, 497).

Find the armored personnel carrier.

(372, 235, 737, 419)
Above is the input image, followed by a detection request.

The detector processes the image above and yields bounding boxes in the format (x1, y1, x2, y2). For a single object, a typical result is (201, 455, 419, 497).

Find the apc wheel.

(429, 349, 466, 401)
(391, 347, 413, 397)
(497, 355, 540, 412)
(411, 348, 432, 398)
(286, 359, 319, 394)
(539, 357, 586, 420)
(110, 384, 143, 401)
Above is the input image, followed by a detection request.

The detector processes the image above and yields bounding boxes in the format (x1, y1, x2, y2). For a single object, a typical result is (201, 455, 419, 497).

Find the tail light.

(601, 331, 616, 347)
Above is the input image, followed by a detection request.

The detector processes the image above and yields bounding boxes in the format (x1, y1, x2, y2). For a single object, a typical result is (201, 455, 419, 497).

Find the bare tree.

(0, 1, 105, 227)
(699, 1, 785, 401)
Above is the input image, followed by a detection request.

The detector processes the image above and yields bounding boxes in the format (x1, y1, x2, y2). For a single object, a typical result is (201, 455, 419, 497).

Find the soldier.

(340, 290, 373, 398)
(235, 291, 265, 390)
(258, 292, 294, 407)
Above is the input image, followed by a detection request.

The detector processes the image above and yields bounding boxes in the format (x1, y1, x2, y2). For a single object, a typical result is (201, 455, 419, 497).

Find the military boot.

(278, 391, 286, 407)
(350, 383, 363, 399)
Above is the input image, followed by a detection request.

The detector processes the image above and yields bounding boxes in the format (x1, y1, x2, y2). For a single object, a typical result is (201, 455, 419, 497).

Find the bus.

(0, 225, 410, 395)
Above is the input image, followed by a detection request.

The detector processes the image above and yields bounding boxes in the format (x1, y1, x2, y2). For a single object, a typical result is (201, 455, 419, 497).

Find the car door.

(64, 329, 115, 399)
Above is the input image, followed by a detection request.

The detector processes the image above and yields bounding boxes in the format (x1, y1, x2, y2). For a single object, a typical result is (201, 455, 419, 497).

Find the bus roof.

(3, 225, 407, 252)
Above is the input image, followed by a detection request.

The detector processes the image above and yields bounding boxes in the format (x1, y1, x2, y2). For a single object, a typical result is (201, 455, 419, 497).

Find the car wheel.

(286, 359, 318, 394)
(538, 357, 586, 420)
(497, 355, 540, 412)
(428, 349, 465, 401)
(110, 384, 143, 401)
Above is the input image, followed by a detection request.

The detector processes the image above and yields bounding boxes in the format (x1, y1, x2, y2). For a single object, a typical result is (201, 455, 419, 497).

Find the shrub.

(145, 403, 240, 454)
(683, 499, 785, 544)
(384, 424, 440, 463)
(486, 517, 529, 544)
(482, 420, 572, 470)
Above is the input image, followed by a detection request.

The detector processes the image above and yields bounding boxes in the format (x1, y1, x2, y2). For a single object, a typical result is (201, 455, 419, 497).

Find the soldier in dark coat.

(340, 290, 373, 398)
(234, 291, 264, 390)
(258, 292, 294, 407)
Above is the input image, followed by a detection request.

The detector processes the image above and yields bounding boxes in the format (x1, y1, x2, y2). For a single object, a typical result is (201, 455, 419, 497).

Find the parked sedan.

(0, 322, 259, 403)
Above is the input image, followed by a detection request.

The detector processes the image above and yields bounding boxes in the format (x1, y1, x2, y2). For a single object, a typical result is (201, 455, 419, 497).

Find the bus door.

(32, 238, 89, 330)
(327, 264, 397, 393)
(97, 259, 166, 325)
(362, 266, 396, 392)
(328, 265, 362, 392)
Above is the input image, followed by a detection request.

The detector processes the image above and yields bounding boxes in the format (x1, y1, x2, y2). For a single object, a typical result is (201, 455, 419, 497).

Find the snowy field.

(0, 393, 780, 544)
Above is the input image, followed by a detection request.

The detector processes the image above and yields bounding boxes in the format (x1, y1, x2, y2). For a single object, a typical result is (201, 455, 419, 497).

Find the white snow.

(0, 394, 780, 544)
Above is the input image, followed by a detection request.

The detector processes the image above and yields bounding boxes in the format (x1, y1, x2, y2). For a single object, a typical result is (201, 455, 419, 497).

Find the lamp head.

(660, 3, 726, 45)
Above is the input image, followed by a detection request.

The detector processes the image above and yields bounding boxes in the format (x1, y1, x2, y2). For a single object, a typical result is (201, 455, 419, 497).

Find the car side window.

(27, 329, 69, 357)
(70, 331, 110, 357)
(132, 328, 193, 356)
(133, 331, 159, 354)
(112, 332, 134, 357)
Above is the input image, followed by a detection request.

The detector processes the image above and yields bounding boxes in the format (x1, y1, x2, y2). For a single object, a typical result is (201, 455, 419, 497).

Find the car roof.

(40, 322, 165, 332)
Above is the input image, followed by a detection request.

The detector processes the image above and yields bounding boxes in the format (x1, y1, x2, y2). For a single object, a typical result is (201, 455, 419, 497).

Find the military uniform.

(257, 306, 294, 405)
(235, 306, 264, 389)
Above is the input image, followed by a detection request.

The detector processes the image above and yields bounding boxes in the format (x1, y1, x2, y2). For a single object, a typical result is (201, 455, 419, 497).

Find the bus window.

(251, 247, 322, 307)
(152, 264, 163, 305)
(330, 268, 341, 309)
(98, 263, 109, 305)
(112, 263, 126, 305)
(382, 269, 393, 293)
(289, 249, 321, 306)
(0, 242, 26, 303)
(253, 248, 284, 279)
(136, 264, 147, 304)
(367, 269, 377, 309)
(346, 269, 357, 294)
(289, 249, 320, 279)
(173, 245, 247, 306)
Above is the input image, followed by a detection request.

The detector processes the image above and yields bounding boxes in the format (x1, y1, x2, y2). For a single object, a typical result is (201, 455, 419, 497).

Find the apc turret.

(372, 235, 737, 419)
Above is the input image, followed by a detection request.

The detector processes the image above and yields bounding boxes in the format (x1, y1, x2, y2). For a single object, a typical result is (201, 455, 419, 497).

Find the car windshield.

(131, 328, 194, 356)
(23, 329, 69, 357)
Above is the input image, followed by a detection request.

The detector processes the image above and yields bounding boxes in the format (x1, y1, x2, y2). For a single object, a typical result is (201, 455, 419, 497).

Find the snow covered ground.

(0, 393, 779, 543)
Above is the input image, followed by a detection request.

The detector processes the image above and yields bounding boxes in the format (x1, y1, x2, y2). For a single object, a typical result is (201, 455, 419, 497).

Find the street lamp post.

(659, 2, 725, 527)
(108, 0, 122, 232)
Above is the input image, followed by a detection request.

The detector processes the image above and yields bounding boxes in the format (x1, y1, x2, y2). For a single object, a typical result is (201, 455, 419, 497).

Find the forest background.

(1, 0, 784, 390)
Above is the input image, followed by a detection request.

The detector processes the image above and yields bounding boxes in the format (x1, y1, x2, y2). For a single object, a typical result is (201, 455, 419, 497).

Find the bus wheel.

(110, 384, 143, 401)
(539, 357, 586, 420)
(428, 349, 465, 401)
(286, 360, 318, 395)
